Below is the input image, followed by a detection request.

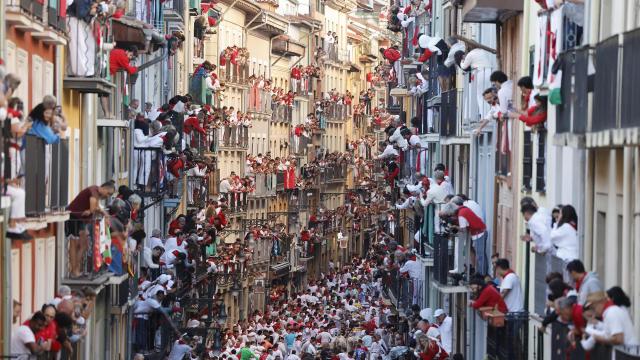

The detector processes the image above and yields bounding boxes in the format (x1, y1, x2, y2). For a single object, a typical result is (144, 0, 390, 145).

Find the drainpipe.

(621, 148, 632, 290)
(634, 148, 640, 329)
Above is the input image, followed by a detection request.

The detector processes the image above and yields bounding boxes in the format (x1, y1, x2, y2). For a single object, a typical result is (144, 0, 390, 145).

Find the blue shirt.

(28, 121, 60, 144)
(285, 333, 296, 348)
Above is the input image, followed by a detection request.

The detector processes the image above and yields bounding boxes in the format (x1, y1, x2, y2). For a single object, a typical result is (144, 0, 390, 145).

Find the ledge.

(64, 77, 116, 95)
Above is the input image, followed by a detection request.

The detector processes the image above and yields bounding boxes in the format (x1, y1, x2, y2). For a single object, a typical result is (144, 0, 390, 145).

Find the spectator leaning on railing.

(65, 181, 116, 278)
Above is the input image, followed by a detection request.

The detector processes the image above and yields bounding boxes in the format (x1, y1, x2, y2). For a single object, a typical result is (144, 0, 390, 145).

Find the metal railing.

(276, 171, 285, 189)
(63, 217, 110, 280)
(556, 47, 589, 134)
(252, 173, 276, 197)
(229, 191, 247, 212)
(291, 133, 310, 155)
(486, 312, 529, 360)
(186, 176, 208, 208)
(24, 135, 69, 216)
(219, 125, 249, 148)
(66, 16, 112, 79)
(220, 62, 249, 84)
(440, 89, 457, 137)
(132, 147, 167, 197)
(271, 103, 293, 123)
(186, 131, 208, 155)
(323, 163, 347, 182)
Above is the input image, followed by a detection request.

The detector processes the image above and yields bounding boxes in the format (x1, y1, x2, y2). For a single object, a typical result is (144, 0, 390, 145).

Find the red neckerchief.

(575, 273, 587, 292)
(502, 270, 514, 279)
(602, 300, 615, 314)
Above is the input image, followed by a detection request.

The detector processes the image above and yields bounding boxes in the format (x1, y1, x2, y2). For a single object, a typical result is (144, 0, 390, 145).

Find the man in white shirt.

(587, 291, 640, 346)
(148, 229, 164, 249)
(11, 311, 50, 359)
(491, 71, 513, 117)
(520, 198, 552, 254)
(167, 336, 193, 360)
(495, 258, 524, 312)
(219, 176, 232, 200)
(433, 309, 452, 354)
(287, 350, 301, 360)
(377, 141, 399, 159)
(399, 254, 423, 305)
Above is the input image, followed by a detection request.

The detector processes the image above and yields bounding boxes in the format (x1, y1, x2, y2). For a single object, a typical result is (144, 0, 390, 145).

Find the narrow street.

(2, 0, 640, 359)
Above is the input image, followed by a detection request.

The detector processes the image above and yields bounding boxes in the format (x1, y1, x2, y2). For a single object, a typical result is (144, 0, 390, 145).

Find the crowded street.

(3, 0, 640, 359)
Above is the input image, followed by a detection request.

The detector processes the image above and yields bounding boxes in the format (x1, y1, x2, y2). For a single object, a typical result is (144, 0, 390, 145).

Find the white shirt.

(550, 223, 579, 261)
(219, 178, 232, 193)
(378, 145, 399, 159)
(318, 331, 333, 344)
(168, 341, 193, 360)
(287, 354, 301, 360)
(438, 316, 453, 354)
(463, 200, 484, 221)
(528, 208, 553, 254)
(408, 135, 421, 147)
(444, 42, 466, 67)
(11, 325, 36, 360)
(399, 259, 422, 280)
(460, 49, 495, 70)
(148, 236, 164, 249)
(396, 196, 416, 210)
(603, 305, 639, 346)
(497, 80, 514, 115)
(500, 272, 524, 312)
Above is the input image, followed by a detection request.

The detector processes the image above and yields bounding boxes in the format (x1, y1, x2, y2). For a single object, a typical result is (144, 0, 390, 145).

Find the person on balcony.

(549, 205, 579, 262)
(443, 199, 487, 275)
(584, 289, 639, 347)
(520, 197, 553, 261)
(27, 96, 60, 144)
(380, 46, 402, 86)
(490, 71, 514, 153)
(66, 181, 116, 278)
(469, 275, 508, 313)
(399, 251, 423, 306)
(509, 95, 548, 128)
(494, 258, 524, 312)
(566, 259, 603, 305)
(11, 311, 51, 359)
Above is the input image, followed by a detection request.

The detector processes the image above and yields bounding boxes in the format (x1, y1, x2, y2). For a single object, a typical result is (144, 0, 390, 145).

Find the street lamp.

(216, 302, 228, 325)
(231, 280, 241, 297)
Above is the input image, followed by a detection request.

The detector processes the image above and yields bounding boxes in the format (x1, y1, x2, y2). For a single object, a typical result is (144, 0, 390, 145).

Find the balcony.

(432, 230, 472, 291)
(324, 103, 350, 122)
(163, 0, 185, 23)
(584, 30, 640, 146)
(461, 0, 523, 24)
(555, 47, 590, 146)
(440, 89, 457, 138)
(6, 0, 45, 32)
(550, 323, 640, 360)
(186, 176, 208, 208)
(132, 147, 169, 198)
(251, 173, 277, 197)
(276, 171, 285, 190)
(325, 0, 357, 13)
(64, 18, 116, 95)
(323, 164, 348, 183)
(485, 312, 529, 360)
(61, 217, 112, 285)
(271, 104, 293, 124)
(272, 38, 305, 57)
(23, 135, 69, 222)
(217, 128, 249, 150)
(358, 44, 377, 64)
(256, 11, 288, 36)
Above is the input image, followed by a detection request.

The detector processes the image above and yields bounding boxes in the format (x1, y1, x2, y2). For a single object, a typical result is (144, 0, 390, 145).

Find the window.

(522, 131, 532, 191)
(535, 129, 547, 192)
(315, 0, 324, 14)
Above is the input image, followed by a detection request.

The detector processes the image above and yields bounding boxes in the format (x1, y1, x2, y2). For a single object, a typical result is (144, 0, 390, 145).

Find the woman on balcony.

(27, 97, 60, 145)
